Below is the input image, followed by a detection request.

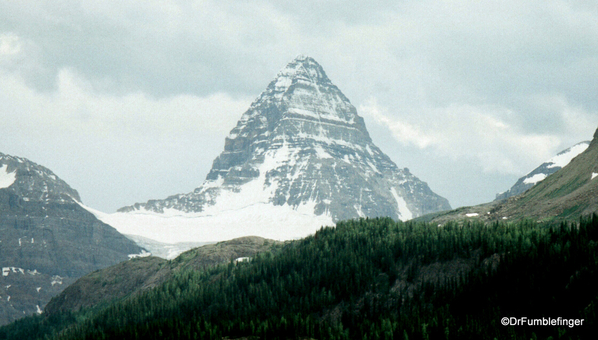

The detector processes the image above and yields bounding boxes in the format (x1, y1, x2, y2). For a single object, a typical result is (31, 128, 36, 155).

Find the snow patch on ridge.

(546, 142, 589, 169)
(0, 164, 16, 189)
(314, 145, 332, 159)
(523, 173, 547, 185)
(2, 267, 26, 276)
(51, 276, 63, 286)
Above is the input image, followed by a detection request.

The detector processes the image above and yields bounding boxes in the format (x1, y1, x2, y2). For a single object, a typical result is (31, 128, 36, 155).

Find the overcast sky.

(1, 0, 597, 212)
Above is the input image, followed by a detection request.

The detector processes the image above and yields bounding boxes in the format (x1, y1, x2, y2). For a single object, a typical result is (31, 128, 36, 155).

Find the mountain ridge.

(0, 152, 143, 325)
(417, 126, 598, 224)
(495, 141, 590, 201)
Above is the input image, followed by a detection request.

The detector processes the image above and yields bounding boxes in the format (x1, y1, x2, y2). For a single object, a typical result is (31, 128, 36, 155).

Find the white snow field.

(81, 201, 333, 258)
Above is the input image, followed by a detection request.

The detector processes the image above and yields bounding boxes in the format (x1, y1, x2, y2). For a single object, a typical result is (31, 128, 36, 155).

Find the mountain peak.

(223, 55, 368, 159)
(261, 55, 333, 103)
(425, 124, 598, 224)
(0, 152, 81, 204)
(278, 55, 328, 80)
(293, 54, 310, 61)
(116, 57, 451, 242)
(0, 150, 143, 325)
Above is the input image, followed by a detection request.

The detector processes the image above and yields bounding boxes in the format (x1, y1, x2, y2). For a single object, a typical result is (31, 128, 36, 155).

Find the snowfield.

(81, 202, 333, 255)
(523, 173, 547, 185)
(78, 141, 337, 257)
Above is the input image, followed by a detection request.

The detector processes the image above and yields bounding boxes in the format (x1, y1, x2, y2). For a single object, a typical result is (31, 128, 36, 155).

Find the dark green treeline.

(2, 216, 598, 339)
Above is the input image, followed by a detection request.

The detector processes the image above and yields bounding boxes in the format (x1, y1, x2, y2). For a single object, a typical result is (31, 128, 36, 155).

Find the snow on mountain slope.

(546, 142, 590, 169)
(0, 164, 16, 189)
(425, 127, 598, 224)
(496, 141, 590, 200)
(85, 202, 332, 246)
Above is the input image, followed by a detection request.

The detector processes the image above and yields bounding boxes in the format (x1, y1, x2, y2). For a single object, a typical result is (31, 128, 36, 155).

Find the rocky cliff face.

(0, 152, 143, 325)
(119, 56, 450, 223)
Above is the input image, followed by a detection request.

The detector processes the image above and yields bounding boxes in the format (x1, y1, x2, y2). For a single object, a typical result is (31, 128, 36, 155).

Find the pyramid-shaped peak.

(236, 55, 365, 144)
(118, 56, 451, 225)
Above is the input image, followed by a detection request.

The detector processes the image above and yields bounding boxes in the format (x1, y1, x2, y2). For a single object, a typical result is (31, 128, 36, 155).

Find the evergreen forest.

(1, 216, 598, 340)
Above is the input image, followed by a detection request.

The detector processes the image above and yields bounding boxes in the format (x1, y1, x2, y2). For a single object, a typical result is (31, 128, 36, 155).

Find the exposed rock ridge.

(0, 152, 81, 204)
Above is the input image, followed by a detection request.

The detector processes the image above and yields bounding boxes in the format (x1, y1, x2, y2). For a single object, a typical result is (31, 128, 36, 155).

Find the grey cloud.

(1, 0, 597, 211)
(0, 1, 291, 97)
(5, 0, 596, 115)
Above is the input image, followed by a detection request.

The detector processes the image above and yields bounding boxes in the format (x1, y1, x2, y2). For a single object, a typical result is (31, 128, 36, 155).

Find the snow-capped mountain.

(0, 152, 143, 325)
(111, 56, 450, 245)
(495, 141, 590, 201)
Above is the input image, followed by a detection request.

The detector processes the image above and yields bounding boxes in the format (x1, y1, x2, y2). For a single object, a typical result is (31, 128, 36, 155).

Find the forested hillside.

(44, 236, 283, 315)
(1, 217, 597, 339)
